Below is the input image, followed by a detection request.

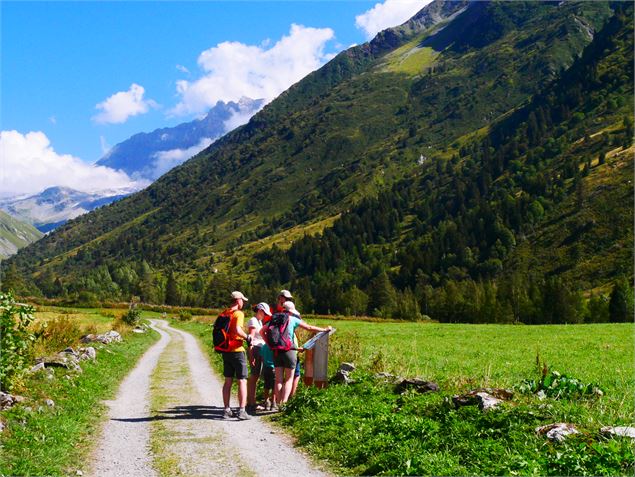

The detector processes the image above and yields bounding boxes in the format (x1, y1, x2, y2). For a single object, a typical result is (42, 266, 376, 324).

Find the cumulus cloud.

(171, 24, 335, 117)
(146, 137, 214, 180)
(0, 130, 145, 198)
(355, 0, 430, 40)
(93, 83, 158, 124)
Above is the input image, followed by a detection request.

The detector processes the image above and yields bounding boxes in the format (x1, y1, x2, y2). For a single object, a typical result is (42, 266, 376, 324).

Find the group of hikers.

(214, 289, 332, 420)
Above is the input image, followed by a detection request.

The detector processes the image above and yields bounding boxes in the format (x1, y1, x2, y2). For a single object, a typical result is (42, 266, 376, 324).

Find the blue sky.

(1, 0, 428, 197)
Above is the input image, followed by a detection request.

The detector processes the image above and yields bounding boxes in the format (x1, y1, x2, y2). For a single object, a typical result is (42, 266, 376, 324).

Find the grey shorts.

(273, 350, 297, 369)
(250, 345, 263, 376)
(262, 366, 275, 389)
(222, 351, 248, 380)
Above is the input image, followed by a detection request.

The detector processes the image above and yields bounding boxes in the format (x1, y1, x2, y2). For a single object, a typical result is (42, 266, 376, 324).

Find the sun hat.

(231, 291, 248, 301)
(255, 302, 272, 316)
(279, 289, 293, 299)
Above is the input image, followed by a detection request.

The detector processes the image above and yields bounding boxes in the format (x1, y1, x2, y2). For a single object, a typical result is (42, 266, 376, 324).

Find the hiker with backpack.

(246, 302, 272, 415)
(271, 290, 302, 397)
(261, 300, 332, 405)
(213, 291, 251, 420)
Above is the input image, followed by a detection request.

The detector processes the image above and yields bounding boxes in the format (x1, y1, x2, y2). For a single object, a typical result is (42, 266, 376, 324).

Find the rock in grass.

(600, 426, 635, 439)
(536, 423, 579, 442)
(395, 378, 439, 394)
(30, 362, 46, 373)
(339, 362, 356, 373)
(452, 388, 513, 411)
(333, 363, 356, 384)
(0, 391, 26, 410)
(78, 347, 96, 361)
(0, 420, 5, 433)
(81, 330, 122, 344)
(45, 399, 55, 407)
(36, 352, 81, 371)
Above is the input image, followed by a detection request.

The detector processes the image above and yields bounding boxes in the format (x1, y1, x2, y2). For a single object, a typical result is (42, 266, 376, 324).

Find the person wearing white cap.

(245, 302, 272, 414)
(262, 300, 332, 406)
(221, 291, 251, 420)
(272, 289, 294, 314)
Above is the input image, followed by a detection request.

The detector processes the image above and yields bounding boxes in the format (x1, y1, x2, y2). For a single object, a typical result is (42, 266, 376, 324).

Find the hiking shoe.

(222, 408, 234, 420)
(245, 404, 256, 415)
(236, 408, 252, 420)
(270, 403, 279, 413)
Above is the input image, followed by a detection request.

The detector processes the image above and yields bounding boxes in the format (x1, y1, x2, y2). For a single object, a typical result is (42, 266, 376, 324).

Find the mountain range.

(0, 98, 264, 238)
(5, 0, 633, 322)
(96, 97, 264, 181)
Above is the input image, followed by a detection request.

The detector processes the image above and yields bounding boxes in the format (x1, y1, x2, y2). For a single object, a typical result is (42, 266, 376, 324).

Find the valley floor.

(89, 320, 328, 477)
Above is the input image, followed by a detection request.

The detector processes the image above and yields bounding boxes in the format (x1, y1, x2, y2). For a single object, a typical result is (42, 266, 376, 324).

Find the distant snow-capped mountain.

(97, 97, 264, 181)
(0, 186, 133, 233)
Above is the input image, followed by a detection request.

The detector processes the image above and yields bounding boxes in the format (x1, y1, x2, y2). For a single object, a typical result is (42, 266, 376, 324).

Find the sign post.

(301, 328, 335, 388)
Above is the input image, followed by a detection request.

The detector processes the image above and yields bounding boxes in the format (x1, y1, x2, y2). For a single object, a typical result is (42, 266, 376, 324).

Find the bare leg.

(247, 374, 258, 406)
(280, 368, 294, 403)
(222, 378, 233, 408)
(274, 367, 284, 403)
(291, 374, 300, 397)
(237, 379, 247, 408)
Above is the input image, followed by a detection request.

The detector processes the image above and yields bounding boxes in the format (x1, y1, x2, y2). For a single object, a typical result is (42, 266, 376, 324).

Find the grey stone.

(536, 423, 579, 442)
(78, 347, 96, 360)
(339, 362, 356, 373)
(333, 369, 353, 384)
(0, 421, 5, 433)
(0, 391, 26, 410)
(62, 347, 79, 357)
(374, 372, 401, 383)
(453, 388, 513, 411)
(132, 328, 145, 333)
(396, 378, 439, 394)
(30, 362, 46, 373)
(475, 392, 503, 411)
(600, 426, 635, 439)
(45, 399, 55, 407)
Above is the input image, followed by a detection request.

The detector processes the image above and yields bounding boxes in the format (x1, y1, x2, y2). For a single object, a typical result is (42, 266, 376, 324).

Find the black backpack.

(264, 312, 293, 352)
(213, 309, 233, 352)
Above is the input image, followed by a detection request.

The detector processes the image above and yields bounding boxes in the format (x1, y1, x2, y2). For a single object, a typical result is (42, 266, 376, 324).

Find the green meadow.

(177, 316, 634, 476)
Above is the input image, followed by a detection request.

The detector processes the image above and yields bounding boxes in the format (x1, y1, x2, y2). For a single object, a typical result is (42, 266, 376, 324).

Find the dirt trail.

(89, 320, 328, 477)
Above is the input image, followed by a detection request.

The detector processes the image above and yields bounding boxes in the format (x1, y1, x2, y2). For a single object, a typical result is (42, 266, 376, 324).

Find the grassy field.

(0, 307, 160, 476)
(177, 315, 634, 476)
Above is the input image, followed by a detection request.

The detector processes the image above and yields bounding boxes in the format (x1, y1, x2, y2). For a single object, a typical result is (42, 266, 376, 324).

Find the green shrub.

(0, 292, 35, 391)
(177, 310, 192, 321)
(121, 306, 141, 326)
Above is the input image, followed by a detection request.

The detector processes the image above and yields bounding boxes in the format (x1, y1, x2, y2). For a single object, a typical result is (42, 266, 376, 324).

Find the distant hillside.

(5, 0, 630, 323)
(0, 210, 43, 260)
(0, 186, 132, 233)
(97, 97, 264, 181)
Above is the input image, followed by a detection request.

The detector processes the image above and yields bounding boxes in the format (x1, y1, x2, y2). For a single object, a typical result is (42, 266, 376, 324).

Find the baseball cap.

(231, 291, 248, 301)
(255, 302, 272, 316)
(279, 289, 293, 299)
(282, 300, 297, 313)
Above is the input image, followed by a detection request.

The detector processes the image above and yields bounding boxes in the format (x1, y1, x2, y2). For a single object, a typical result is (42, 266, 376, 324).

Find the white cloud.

(176, 64, 190, 74)
(355, 0, 430, 40)
(93, 83, 158, 124)
(100, 135, 111, 155)
(171, 24, 335, 117)
(0, 130, 146, 198)
(146, 137, 214, 180)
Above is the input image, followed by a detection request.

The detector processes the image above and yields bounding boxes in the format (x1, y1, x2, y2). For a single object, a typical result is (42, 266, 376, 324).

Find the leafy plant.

(0, 292, 36, 391)
(121, 302, 141, 326)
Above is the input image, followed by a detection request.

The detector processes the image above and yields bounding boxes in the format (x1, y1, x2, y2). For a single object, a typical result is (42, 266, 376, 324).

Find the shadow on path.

(113, 405, 227, 423)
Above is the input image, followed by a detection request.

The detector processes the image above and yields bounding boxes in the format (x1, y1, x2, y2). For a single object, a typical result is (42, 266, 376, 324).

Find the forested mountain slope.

(4, 1, 631, 323)
(0, 211, 43, 260)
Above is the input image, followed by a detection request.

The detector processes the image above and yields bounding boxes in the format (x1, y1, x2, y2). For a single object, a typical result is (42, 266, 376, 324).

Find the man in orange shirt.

(222, 291, 251, 420)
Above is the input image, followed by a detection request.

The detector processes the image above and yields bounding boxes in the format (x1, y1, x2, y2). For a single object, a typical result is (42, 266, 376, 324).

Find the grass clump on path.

(0, 316, 159, 476)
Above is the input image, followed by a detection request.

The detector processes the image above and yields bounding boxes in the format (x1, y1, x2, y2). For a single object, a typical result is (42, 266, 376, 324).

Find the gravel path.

(89, 319, 329, 477)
